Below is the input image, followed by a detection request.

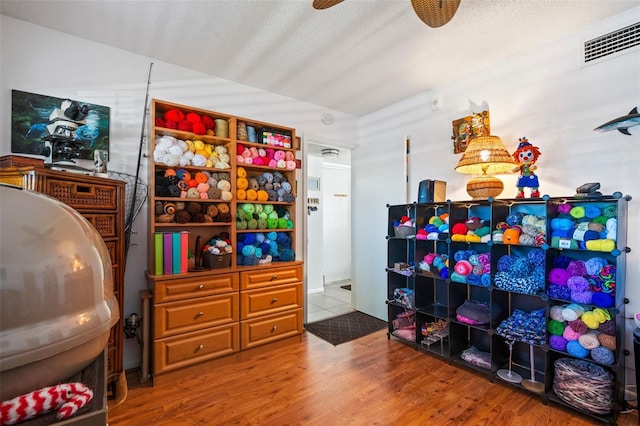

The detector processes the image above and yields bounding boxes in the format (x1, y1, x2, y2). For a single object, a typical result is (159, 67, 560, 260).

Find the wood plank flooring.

(107, 330, 638, 425)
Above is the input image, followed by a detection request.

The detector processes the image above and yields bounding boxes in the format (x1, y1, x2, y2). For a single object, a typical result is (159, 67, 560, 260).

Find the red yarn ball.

(155, 118, 166, 127)
(165, 120, 177, 129)
(192, 122, 206, 135)
(178, 120, 193, 132)
(186, 112, 201, 123)
(452, 223, 468, 235)
(164, 109, 184, 122)
(201, 115, 215, 130)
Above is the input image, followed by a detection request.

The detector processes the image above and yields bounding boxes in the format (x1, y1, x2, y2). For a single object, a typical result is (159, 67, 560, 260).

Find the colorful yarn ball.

(548, 268, 570, 286)
(528, 248, 545, 266)
(562, 304, 585, 322)
(563, 326, 582, 341)
(567, 276, 589, 292)
(506, 212, 525, 226)
(454, 260, 473, 276)
(592, 292, 614, 308)
(547, 319, 566, 336)
(585, 257, 607, 275)
(581, 311, 600, 329)
(548, 284, 571, 301)
(578, 332, 600, 350)
(588, 276, 603, 292)
(567, 260, 587, 277)
(591, 346, 615, 365)
(468, 254, 480, 266)
(510, 257, 533, 277)
(566, 340, 590, 358)
(602, 204, 617, 218)
(497, 255, 515, 272)
(549, 335, 568, 351)
(598, 334, 616, 351)
(557, 203, 572, 214)
(571, 291, 592, 305)
(601, 280, 615, 294)
(569, 319, 588, 334)
(585, 205, 602, 219)
(550, 305, 565, 322)
(553, 255, 572, 269)
(599, 265, 616, 281)
(599, 319, 616, 335)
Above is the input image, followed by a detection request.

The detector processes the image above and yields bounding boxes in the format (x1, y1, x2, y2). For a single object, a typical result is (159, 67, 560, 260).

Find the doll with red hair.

(512, 137, 542, 198)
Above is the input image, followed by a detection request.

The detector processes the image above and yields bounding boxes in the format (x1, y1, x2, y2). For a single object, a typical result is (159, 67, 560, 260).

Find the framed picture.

(452, 110, 490, 154)
(308, 177, 321, 191)
(11, 89, 110, 160)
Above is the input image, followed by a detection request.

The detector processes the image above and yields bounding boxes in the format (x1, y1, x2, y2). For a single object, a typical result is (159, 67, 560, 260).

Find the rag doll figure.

(512, 137, 542, 198)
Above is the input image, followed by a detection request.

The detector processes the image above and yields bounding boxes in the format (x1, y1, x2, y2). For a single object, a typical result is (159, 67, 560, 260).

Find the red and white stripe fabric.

(0, 382, 93, 425)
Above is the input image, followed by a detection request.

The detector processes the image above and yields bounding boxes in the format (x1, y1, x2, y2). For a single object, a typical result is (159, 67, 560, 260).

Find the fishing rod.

(125, 62, 153, 259)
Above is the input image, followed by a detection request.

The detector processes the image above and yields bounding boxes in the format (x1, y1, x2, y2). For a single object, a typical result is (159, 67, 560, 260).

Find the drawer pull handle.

(271, 326, 278, 333)
(271, 298, 278, 304)
(196, 344, 204, 351)
(197, 284, 204, 289)
(196, 311, 204, 317)
(271, 275, 278, 281)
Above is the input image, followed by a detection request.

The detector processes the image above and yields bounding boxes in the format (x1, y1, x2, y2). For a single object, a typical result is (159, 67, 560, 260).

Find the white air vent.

(584, 22, 640, 63)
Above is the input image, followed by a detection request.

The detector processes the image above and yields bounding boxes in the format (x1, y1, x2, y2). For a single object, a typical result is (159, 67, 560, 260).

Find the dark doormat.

(305, 311, 387, 346)
(340, 284, 351, 291)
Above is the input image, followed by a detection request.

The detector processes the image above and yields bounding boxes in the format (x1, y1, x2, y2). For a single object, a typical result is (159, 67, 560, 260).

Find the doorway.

(304, 143, 353, 324)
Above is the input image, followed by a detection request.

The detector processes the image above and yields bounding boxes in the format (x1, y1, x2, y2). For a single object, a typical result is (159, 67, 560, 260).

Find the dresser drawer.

(154, 323, 239, 375)
(240, 308, 303, 350)
(155, 273, 239, 303)
(155, 293, 239, 338)
(82, 213, 117, 238)
(240, 265, 303, 290)
(240, 283, 302, 320)
(44, 178, 118, 210)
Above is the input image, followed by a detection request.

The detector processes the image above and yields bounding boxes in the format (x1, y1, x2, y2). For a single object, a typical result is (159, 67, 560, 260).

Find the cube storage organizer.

(385, 192, 631, 424)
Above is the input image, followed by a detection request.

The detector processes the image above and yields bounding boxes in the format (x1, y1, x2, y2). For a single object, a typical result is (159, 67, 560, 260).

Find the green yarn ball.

(547, 319, 566, 336)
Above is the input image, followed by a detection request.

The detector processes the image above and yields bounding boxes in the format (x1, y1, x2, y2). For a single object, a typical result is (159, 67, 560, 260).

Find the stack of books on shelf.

(153, 231, 189, 275)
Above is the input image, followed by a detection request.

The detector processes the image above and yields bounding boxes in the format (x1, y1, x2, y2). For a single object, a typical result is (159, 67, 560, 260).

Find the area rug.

(305, 311, 387, 346)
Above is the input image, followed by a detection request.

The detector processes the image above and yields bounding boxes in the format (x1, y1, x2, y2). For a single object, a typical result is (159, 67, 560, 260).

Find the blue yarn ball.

(510, 257, 533, 277)
(244, 233, 256, 246)
(453, 250, 468, 261)
(255, 233, 266, 244)
(440, 267, 449, 279)
(236, 254, 244, 265)
(532, 267, 546, 289)
(280, 248, 295, 262)
(506, 212, 525, 226)
(276, 232, 289, 245)
(549, 335, 568, 351)
(547, 284, 572, 301)
(553, 255, 572, 269)
(466, 273, 482, 286)
(528, 248, 545, 267)
(481, 274, 491, 287)
(254, 248, 263, 258)
(591, 346, 615, 365)
(566, 340, 590, 358)
(266, 231, 278, 242)
(242, 245, 256, 256)
(592, 292, 615, 308)
(259, 242, 271, 255)
(497, 255, 515, 272)
(236, 242, 244, 252)
(243, 255, 259, 266)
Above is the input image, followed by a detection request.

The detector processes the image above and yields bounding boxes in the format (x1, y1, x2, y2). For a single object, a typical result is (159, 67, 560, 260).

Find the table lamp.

(455, 135, 515, 199)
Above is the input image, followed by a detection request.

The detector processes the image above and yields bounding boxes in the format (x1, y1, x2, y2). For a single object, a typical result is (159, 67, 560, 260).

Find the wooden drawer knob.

(270, 275, 278, 281)
(197, 284, 204, 290)
(271, 326, 278, 333)
(271, 298, 278, 304)
(196, 311, 204, 317)
(196, 344, 204, 351)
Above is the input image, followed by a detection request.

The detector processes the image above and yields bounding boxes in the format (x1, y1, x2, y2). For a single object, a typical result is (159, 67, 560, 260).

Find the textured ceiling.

(2, 0, 639, 116)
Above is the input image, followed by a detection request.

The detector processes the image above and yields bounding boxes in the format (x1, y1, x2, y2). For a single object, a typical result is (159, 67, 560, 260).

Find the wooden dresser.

(0, 158, 126, 390)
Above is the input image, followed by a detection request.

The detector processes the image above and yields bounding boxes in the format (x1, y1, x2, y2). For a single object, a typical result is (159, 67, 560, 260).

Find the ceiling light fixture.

(321, 148, 340, 158)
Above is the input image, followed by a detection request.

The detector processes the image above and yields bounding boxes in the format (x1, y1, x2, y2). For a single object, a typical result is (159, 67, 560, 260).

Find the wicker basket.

(202, 253, 232, 269)
(394, 226, 415, 238)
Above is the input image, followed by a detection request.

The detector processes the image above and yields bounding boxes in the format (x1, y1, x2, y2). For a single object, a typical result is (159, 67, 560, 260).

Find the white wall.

(353, 6, 640, 389)
(1, 15, 359, 370)
(306, 154, 324, 295)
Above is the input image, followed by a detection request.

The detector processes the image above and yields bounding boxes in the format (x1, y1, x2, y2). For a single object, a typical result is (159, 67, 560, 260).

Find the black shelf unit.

(386, 193, 631, 424)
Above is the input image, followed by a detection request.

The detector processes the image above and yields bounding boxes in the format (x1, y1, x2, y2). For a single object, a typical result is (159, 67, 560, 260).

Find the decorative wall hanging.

(452, 110, 490, 154)
(11, 89, 110, 162)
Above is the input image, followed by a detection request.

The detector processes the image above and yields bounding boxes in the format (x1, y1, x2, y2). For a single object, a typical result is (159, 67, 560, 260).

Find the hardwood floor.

(108, 330, 638, 425)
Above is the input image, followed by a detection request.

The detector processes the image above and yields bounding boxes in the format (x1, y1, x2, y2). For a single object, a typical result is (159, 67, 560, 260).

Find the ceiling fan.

(312, 0, 462, 28)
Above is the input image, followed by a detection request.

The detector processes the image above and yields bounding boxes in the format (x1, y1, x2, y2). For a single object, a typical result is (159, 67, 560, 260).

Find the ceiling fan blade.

(411, 0, 461, 28)
(312, 0, 345, 10)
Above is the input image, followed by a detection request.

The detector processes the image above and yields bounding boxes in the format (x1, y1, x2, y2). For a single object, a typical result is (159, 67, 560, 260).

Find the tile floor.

(306, 279, 354, 323)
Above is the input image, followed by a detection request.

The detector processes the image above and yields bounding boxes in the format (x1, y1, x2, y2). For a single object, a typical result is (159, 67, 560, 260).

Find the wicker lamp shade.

(411, 0, 461, 28)
(455, 135, 515, 199)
